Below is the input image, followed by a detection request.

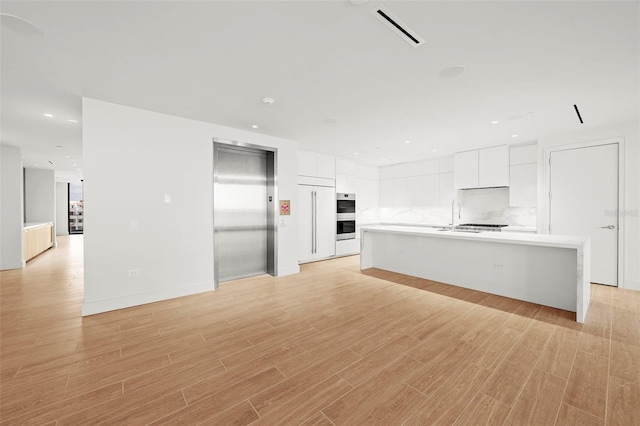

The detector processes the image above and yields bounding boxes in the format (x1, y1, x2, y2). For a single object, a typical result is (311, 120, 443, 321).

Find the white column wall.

(55, 182, 69, 236)
(0, 145, 24, 270)
(82, 98, 300, 315)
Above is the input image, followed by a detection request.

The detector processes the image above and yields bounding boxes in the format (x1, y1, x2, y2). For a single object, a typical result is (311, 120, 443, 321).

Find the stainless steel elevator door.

(215, 146, 268, 282)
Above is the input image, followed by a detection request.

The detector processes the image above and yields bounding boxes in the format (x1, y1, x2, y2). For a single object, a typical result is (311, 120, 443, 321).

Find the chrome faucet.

(451, 198, 462, 231)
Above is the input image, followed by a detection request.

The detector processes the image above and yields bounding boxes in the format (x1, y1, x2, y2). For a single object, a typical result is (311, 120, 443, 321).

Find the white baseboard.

(81, 280, 215, 316)
(0, 259, 25, 271)
(277, 265, 300, 277)
(624, 279, 640, 291)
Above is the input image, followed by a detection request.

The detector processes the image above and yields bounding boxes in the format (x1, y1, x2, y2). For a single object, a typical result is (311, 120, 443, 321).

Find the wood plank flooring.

(1, 235, 639, 425)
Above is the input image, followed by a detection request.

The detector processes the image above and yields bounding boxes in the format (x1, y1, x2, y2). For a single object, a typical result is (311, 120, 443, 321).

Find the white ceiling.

(1, 1, 638, 181)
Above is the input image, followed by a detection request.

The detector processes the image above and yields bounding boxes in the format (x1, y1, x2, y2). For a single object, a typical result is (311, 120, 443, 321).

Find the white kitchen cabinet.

(509, 163, 537, 206)
(336, 157, 356, 175)
(298, 185, 335, 263)
(479, 145, 509, 187)
(336, 173, 356, 193)
(379, 165, 393, 180)
(422, 159, 439, 175)
(406, 176, 422, 207)
(510, 144, 537, 165)
(439, 156, 455, 173)
(392, 164, 407, 179)
(422, 174, 439, 206)
(392, 178, 407, 207)
(405, 161, 422, 177)
(298, 150, 335, 179)
(509, 143, 537, 206)
(379, 179, 393, 206)
(455, 145, 508, 189)
(439, 172, 455, 207)
(454, 150, 479, 189)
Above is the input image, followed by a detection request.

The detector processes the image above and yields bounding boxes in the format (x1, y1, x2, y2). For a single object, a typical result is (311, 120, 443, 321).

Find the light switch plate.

(164, 194, 171, 203)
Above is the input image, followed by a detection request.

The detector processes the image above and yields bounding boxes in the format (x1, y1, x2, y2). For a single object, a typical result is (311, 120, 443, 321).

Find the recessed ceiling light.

(404, 140, 410, 144)
(491, 120, 499, 124)
(64, 155, 71, 159)
(72, 163, 77, 166)
(381, 158, 387, 161)
(251, 124, 259, 129)
(44, 113, 53, 118)
(68, 119, 78, 123)
(432, 149, 438, 152)
(261, 97, 275, 105)
(354, 152, 359, 155)
(512, 134, 519, 138)
(34, 163, 39, 166)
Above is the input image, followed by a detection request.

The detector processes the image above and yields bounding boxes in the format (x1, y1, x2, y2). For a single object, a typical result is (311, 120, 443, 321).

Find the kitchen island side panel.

(363, 230, 580, 317)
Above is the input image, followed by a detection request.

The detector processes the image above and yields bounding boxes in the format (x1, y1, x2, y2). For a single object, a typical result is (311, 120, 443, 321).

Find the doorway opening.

(213, 139, 277, 288)
(68, 181, 84, 235)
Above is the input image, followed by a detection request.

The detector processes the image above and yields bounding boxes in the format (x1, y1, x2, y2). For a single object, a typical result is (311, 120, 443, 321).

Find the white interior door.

(550, 143, 618, 286)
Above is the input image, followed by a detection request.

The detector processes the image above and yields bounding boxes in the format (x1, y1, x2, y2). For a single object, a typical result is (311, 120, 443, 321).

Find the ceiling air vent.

(371, 4, 425, 47)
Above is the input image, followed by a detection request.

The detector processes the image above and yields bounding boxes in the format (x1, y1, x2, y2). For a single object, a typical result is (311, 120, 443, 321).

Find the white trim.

(276, 265, 300, 277)
(81, 280, 215, 316)
(625, 279, 640, 291)
(543, 137, 625, 288)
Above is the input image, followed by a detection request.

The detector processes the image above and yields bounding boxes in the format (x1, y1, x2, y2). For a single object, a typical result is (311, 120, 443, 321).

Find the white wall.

(82, 98, 300, 315)
(24, 168, 56, 225)
(55, 182, 69, 236)
(0, 145, 24, 270)
(537, 120, 639, 290)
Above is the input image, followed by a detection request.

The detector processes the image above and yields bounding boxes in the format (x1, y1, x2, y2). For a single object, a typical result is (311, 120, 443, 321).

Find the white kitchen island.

(360, 225, 591, 323)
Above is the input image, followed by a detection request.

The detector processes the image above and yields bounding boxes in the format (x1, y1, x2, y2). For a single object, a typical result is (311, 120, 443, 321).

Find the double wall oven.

(336, 193, 356, 240)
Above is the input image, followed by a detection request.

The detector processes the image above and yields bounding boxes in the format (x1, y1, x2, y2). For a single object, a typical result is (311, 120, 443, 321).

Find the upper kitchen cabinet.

(509, 143, 537, 207)
(454, 150, 479, 189)
(454, 145, 509, 189)
(335, 157, 356, 193)
(298, 150, 335, 179)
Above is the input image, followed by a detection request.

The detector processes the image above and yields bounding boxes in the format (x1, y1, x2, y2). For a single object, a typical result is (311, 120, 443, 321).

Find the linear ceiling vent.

(371, 5, 425, 47)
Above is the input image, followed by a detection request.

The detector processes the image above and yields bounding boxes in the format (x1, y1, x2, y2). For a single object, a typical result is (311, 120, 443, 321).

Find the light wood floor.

(1, 235, 639, 425)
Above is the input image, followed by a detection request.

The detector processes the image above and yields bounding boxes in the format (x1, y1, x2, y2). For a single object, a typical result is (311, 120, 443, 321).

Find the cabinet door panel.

(297, 186, 314, 262)
(314, 186, 336, 258)
(392, 178, 407, 207)
(454, 150, 479, 189)
(298, 151, 317, 177)
(379, 179, 393, 207)
(316, 154, 335, 179)
(439, 173, 455, 207)
(479, 145, 509, 187)
(509, 163, 537, 206)
(422, 174, 439, 206)
(406, 176, 422, 207)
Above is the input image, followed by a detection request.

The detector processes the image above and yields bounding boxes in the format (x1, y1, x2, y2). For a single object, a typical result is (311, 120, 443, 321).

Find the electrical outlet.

(128, 268, 140, 276)
(493, 263, 504, 269)
(130, 220, 138, 230)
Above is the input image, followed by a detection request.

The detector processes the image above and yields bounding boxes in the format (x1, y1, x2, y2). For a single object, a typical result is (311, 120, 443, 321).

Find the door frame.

(212, 137, 279, 289)
(543, 137, 625, 287)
